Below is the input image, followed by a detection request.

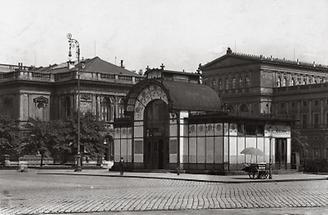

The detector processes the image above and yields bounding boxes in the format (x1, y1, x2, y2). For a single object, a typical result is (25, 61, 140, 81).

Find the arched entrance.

(143, 99, 169, 169)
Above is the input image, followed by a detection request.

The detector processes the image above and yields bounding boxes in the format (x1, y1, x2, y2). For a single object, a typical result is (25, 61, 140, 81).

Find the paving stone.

(0, 172, 328, 214)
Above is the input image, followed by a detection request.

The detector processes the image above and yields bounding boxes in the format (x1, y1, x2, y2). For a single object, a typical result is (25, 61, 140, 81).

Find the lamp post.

(269, 126, 273, 179)
(67, 33, 82, 172)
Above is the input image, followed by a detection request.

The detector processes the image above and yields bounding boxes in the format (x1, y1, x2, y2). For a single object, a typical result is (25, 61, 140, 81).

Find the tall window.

(282, 77, 287, 87)
(313, 113, 319, 128)
(245, 75, 250, 88)
(291, 78, 296, 86)
(218, 79, 222, 90)
(302, 114, 307, 128)
(232, 77, 236, 89)
(277, 77, 281, 87)
(239, 76, 243, 88)
(225, 78, 229, 90)
(101, 97, 112, 122)
(65, 96, 71, 119)
(117, 98, 125, 118)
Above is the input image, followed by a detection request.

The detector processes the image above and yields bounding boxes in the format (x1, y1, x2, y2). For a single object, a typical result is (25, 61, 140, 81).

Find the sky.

(0, 0, 327, 72)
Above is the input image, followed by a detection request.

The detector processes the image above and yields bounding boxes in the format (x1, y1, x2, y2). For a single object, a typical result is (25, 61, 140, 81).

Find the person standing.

(119, 157, 124, 176)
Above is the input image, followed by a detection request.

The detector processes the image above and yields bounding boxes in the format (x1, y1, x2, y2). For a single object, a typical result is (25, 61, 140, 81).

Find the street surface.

(0, 170, 327, 214)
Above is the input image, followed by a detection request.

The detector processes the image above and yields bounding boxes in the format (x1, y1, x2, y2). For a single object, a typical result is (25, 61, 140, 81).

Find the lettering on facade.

(33, 96, 48, 109)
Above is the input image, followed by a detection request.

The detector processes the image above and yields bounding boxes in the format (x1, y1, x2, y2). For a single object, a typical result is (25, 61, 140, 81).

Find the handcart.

(242, 163, 269, 179)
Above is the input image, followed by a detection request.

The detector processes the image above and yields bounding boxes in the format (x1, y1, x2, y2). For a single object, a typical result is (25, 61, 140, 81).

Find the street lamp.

(269, 126, 273, 179)
(67, 33, 82, 172)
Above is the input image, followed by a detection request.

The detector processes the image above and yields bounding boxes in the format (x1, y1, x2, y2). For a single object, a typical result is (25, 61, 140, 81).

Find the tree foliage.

(20, 111, 107, 164)
(0, 114, 19, 159)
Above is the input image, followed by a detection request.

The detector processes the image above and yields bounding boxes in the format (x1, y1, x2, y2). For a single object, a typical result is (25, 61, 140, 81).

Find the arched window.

(282, 77, 287, 87)
(101, 97, 112, 121)
(277, 77, 281, 87)
(239, 104, 249, 113)
(291, 78, 296, 86)
(303, 78, 307, 85)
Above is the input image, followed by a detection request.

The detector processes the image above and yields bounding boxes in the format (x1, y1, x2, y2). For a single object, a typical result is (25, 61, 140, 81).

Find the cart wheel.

(264, 172, 268, 179)
(248, 172, 257, 179)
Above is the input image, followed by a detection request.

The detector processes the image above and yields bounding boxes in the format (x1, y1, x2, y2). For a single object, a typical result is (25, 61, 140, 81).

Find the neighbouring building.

(201, 48, 328, 170)
(0, 57, 142, 162)
(113, 68, 292, 173)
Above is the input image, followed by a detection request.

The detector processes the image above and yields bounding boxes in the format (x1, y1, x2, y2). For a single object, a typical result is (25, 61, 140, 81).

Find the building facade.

(0, 57, 142, 162)
(113, 69, 291, 173)
(201, 48, 328, 170)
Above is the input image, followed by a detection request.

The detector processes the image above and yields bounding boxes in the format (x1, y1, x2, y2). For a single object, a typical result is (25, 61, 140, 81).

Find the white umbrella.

(240, 147, 264, 163)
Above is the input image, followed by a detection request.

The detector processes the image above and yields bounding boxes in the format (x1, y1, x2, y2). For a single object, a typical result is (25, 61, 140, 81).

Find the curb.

(37, 172, 328, 184)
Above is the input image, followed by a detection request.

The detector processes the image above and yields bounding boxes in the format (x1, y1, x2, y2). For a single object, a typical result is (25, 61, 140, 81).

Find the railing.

(274, 82, 328, 94)
(293, 123, 328, 129)
(0, 70, 143, 85)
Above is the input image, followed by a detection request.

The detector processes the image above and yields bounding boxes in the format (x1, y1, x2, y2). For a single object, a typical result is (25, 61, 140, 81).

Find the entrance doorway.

(144, 99, 169, 169)
(275, 138, 287, 169)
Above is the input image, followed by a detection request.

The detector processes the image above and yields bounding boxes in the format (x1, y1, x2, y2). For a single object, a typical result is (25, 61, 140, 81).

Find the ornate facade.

(201, 48, 328, 169)
(113, 68, 291, 173)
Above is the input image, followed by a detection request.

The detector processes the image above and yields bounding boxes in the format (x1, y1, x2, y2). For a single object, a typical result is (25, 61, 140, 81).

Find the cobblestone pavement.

(0, 170, 327, 214)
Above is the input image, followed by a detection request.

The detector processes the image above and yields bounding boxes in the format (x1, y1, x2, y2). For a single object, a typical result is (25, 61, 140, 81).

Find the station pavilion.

(113, 68, 291, 173)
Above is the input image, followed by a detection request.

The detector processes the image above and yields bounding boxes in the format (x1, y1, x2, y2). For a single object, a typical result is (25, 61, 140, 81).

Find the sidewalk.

(36, 169, 328, 183)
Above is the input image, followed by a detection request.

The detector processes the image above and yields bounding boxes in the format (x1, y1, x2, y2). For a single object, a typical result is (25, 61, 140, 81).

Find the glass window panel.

(237, 137, 245, 163)
(224, 136, 229, 163)
(189, 124, 197, 137)
(197, 137, 205, 163)
(114, 139, 120, 162)
(189, 137, 197, 163)
(256, 137, 264, 163)
(214, 136, 223, 163)
(229, 136, 237, 164)
(197, 124, 205, 136)
(206, 136, 214, 163)
(205, 124, 215, 136)
(215, 123, 223, 136)
(183, 138, 189, 163)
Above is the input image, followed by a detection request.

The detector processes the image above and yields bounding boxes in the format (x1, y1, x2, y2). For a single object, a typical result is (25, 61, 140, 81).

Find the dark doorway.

(144, 99, 169, 169)
(275, 138, 287, 169)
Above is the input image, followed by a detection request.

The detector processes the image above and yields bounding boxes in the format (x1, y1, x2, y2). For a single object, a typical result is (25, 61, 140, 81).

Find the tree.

(20, 112, 107, 165)
(67, 111, 107, 162)
(20, 119, 52, 166)
(0, 114, 19, 160)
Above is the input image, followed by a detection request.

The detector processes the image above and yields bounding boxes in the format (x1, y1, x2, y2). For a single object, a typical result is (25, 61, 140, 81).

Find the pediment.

(203, 55, 257, 70)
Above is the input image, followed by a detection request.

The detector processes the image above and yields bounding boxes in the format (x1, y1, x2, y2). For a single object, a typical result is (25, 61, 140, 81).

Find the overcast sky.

(0, 0, 327, 72)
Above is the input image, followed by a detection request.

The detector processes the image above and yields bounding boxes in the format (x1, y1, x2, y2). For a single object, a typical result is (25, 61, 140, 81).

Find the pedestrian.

(119, 157, 124, 176)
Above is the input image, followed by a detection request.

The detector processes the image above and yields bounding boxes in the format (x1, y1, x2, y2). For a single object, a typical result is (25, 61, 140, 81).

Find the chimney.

(313, 61, 316, 67)
(226, 47, 232, 54)
(67, 60, 74, 69)
(296, 59, 299, 65)
(160, 63, 165, 70)
(120, 60, 124, 68)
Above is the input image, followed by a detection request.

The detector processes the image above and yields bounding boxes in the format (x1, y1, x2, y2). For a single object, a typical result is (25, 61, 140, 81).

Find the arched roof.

(125, 79, 221, 114)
